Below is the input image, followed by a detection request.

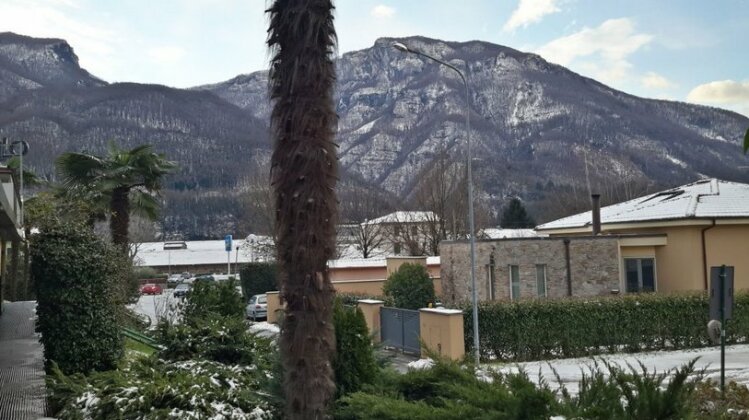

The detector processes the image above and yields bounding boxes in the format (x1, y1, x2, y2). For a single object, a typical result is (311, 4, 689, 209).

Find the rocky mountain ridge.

(1, 32, 748, 238)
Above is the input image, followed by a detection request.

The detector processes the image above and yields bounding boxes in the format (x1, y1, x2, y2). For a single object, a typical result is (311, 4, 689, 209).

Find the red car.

(140, 283, 162, 295)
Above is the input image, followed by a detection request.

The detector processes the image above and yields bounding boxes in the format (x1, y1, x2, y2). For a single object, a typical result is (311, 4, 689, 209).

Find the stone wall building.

(440, 235, 662, 304)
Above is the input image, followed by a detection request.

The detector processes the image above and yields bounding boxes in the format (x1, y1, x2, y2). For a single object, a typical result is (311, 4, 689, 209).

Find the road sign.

(709, 266, 734, 321)
(225, 234, 233, 252)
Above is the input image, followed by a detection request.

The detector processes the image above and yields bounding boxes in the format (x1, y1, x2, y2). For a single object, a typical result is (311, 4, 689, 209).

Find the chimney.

(591, 194, 601, 235)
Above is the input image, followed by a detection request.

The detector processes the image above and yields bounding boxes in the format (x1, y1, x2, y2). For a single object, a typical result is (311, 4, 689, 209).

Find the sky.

(1, 0, 748, 116)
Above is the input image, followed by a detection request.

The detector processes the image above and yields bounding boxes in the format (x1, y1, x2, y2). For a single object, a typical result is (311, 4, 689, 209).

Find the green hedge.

(463, 293, 749, 362)
(33, 222, 123, 374)
(239, 262, 277, 300)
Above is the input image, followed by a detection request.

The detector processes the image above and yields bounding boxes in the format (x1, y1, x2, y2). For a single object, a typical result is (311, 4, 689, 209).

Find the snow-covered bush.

(49, 357, 277, 419)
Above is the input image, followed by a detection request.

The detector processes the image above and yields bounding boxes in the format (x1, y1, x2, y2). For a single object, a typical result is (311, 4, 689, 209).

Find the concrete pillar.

(357, 299, 384, 343)
(266, 291, 282, 324)
(419, 307, 465, 360)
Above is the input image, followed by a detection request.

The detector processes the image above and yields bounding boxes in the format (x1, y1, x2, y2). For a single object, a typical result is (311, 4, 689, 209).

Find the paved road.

(0, 301, 47, 420)
(495, 344, 749, 394)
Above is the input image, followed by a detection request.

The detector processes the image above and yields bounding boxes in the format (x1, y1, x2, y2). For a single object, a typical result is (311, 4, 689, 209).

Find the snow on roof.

(327, 255, 440, 269)
(481, 228, 546, 239)
(134, 236, 272, 267)
(365, 211, 437, 225)
(537, 179, 749, 231)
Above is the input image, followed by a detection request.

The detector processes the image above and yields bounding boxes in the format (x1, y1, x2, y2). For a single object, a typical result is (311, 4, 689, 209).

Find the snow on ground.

(407, 358, 435, 370)
(493, 344, 749, 394)
(248, 322, 280, 339)
(128, 292, 182, 326)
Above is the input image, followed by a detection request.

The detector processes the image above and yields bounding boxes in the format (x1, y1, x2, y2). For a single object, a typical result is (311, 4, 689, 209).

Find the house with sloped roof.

(536, 178, 749, 294)
(365, 211, 439, 256)
(440, 179, 749, 303)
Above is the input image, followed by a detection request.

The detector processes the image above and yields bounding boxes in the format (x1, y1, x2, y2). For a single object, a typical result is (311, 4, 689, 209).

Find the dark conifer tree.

(500, 198, 536, 228)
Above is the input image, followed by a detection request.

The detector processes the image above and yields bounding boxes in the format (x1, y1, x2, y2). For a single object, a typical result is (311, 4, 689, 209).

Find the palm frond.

(129, 190, 160, 221)
(55, 152, 106, 186)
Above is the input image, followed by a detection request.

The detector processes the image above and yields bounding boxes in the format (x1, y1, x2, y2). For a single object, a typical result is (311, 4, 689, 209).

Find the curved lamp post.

(392, 42, 480, 364)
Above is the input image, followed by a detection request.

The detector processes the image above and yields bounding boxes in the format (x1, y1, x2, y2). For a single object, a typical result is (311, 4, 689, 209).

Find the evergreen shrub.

(333, 299, 378, 397)
(181, 278, 245, 324)
(239, 262, 277, 300)
(382, 263, 435, 310)
(463, 292, 749, 362)
(33, 222, 123, 374)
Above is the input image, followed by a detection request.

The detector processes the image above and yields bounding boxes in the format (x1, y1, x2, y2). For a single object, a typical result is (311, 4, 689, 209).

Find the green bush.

(333, 300, 378, 397)
(336, 357, 702, 420)
(463, 292, 749, 362)
(239, 262, 277, 300)
(155, 316, 272, 365)
(132, 266, 158, 280)
(32, 222, 123, 374)
(336, 358, 559, 419)
(47, 357, 277, 419)
(181, 279, 245, 325)
(382, 263, 435, 310)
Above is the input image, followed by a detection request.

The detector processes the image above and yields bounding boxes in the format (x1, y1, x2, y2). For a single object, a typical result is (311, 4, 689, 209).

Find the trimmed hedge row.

(33, 222, 124, 374)
(239, 262, 277, 301)
(463, 292, 749, 362)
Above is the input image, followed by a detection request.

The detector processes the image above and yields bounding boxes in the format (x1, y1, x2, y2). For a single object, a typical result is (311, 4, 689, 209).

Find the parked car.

(194, 274, 215, 283)
(180, 272, 192, 280)
(246, 294, 268, 321)
(167, 274, 182, 286)
(140, 283, 162, 295)
(173, 283, 191, 298)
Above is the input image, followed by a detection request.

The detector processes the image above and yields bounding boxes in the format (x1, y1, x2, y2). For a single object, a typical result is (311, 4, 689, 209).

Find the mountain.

(0, 32, 272, 239)
(1, 32, 748, 239)
(200, 36, 749, 220)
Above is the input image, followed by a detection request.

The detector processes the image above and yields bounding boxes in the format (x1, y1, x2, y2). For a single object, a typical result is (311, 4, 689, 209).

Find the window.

(393, 242, 401, 255)
(509, 265, 520, 300)
(411, 225, 418, 236)
(536, 264, 547, 297)
(393, 225, 401, 236)
(624, 258, 655, 293)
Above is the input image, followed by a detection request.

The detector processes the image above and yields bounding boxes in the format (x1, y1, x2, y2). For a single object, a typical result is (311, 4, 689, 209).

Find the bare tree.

(339, 186, 392, 258)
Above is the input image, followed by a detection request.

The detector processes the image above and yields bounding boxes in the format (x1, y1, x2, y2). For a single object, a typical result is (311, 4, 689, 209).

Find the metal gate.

(380, 307, 420, 354)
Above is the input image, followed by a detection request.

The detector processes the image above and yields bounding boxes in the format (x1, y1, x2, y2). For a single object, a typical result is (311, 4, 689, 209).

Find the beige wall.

(333, 278, 442, 296)
(419, 308, 465, 360)
(706, 225, 749, 290)
(329, 260, 441, 296)
(560, 222, 749, 293)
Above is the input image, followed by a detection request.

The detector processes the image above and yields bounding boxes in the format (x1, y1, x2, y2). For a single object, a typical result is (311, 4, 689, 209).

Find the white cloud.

(687, 80, 749, 104)
(370, 4, 395, 19)
(503, 0, 561, 32)
(641, 72, 676, 89)
(148, 46, 186, 64)
(0, 0, 118, 77)
(535, 18, 652, 84)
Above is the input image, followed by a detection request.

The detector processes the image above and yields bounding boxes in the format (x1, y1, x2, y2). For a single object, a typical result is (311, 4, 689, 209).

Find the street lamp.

(392, 42, 480, 364)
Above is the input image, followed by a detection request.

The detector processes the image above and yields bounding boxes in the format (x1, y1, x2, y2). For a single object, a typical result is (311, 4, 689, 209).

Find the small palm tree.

(267, 0, 340, 417)
(56, 144, 176, 249)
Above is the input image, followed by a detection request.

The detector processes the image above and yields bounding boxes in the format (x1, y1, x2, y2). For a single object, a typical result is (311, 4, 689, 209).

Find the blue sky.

(2, 0, 748, 116)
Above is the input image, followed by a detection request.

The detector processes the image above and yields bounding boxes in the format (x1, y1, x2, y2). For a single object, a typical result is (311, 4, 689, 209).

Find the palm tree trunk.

(268, 0, 339, 418)
(110, 186, 130, 250)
